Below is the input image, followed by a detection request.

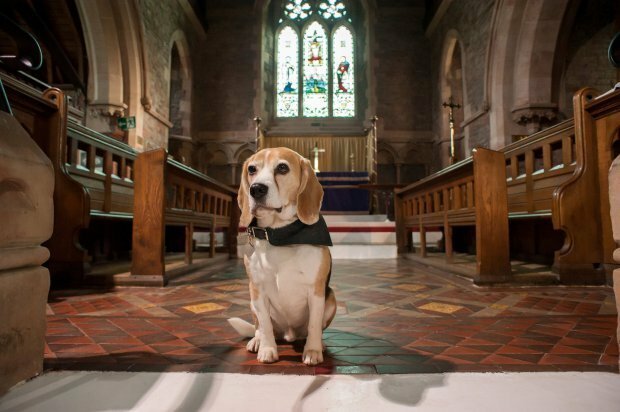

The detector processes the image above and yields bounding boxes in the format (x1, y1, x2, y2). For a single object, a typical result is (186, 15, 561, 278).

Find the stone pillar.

(609, 155, 620, 363)
(0, 111, 54, 395)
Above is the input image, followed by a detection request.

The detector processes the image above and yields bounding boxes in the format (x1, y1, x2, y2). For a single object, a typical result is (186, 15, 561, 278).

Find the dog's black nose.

(250, 183, 268, 199)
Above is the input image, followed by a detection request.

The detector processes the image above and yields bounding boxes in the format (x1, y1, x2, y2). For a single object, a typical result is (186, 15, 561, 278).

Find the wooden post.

(394, 195, 408, 253)
(473, 148, 511, 283)
(419, 224, 427, 258)
(608, 155, 620, 358)
(130, 149, 167, 286)
(228, 195, 240, 258)
(185, 223, 194, 265)
(103, 151, 113, 213)
(210, 215, 217, 258)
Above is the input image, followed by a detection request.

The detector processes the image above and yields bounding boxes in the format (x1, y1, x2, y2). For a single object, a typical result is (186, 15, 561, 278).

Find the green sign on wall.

(117, 116, 136, 131)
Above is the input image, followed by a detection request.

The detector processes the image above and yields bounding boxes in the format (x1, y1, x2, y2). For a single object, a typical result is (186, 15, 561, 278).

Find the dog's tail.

(227, 317, 256, 338)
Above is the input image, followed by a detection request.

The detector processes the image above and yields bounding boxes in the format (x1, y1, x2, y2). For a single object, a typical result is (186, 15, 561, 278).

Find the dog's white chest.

(248, 242, 324, 324)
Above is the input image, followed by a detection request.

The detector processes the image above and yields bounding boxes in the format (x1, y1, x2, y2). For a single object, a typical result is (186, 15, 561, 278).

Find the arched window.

(276, 0, 355, 119)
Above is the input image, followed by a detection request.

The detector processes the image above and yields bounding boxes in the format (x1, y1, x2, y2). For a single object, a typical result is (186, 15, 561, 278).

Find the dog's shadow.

(240, 329, 453, 409)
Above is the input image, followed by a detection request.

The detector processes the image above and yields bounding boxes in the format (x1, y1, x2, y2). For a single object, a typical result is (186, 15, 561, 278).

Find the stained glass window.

(276, 1, 355, 119)
(277, 26, 299, 117)
(332, 25, 354, 117)
(285, 0, 312, 21)
(303, 21, 329, 117)
(318, 0, 346, 20)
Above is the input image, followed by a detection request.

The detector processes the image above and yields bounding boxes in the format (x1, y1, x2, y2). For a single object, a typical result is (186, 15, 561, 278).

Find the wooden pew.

(395, 148, 511, 284)
(130, 148, 239, 286)
(500, 87, 609, 284)
(584, 86, 620, 282)
(3, 72, 138, 284)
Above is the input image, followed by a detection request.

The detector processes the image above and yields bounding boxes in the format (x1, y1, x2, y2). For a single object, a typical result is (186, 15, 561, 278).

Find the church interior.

(1, 0, 620, 409)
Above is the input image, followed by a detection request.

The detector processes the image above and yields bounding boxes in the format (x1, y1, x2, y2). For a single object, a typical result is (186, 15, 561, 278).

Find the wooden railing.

(395, 148, 510, 284)
(502, 119, 576, 216)
(130, 148, 239, 286)
(65, 121, 137, 218)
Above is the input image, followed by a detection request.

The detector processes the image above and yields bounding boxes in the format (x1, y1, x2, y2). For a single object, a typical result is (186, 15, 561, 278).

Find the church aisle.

(44, 259, 618, 374)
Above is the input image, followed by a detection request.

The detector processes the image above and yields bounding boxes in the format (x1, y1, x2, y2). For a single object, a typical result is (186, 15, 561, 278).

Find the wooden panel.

(473, 148, 511, 282)
(131, 149, 166, 281)
(131, 149, 239, 284)
(551, 88, 605, 283)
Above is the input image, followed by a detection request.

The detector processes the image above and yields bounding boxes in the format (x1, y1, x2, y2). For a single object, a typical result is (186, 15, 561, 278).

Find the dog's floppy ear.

(238, 158, 253, 227)
(296, 157, 323, 225)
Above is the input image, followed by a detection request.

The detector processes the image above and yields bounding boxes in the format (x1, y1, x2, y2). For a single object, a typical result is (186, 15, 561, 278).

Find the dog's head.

(238, 147, 323, 227)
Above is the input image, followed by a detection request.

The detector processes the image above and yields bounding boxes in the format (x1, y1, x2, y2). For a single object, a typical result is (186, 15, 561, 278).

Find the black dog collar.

(247, 214, 333, 247)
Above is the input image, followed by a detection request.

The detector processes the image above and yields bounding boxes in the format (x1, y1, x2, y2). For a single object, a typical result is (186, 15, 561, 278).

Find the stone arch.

(75, 0, 146, 147)
(204, 149, 232, 185)
(489, 0, 577, 147)
(167, 30, 193, 167)
(400, 148, 427, 184)
(168, 30, 192, 139)
(439, 30, 468, 167)
(488, 0, 527, 149)
(234, 143, 256, 164)
(377, 146, 396, 184)
(510, 0, 572, 134)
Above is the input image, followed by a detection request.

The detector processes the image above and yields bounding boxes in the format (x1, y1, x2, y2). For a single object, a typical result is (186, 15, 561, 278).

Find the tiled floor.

(45, 259, 619, 374)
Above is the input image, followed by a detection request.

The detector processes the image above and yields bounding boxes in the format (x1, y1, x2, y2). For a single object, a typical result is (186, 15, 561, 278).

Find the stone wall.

(561, 0, 617, 118)
(193, 0, 257, 134)
(428, 0, 496, 169)
(139, 0, 201, 150)
(374, 1, 431, 132)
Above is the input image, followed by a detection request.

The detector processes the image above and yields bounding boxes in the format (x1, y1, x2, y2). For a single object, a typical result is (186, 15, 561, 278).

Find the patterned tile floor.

(45, 259, 619, 375)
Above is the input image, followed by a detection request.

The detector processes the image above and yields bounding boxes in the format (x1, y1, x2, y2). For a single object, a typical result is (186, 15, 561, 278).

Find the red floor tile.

(44, 259, 618, 374)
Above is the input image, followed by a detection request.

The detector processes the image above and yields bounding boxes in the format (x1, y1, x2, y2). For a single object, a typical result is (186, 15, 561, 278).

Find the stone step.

(329, 231, 396, 244)
(329, 244, 397, 259)
(323, 214, 389, 223)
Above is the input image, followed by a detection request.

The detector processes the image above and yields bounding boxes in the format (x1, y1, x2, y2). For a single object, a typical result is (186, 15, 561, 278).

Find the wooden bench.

(584, 86, 620, 282)
(395, 148, 511, 284)
(395, 87, 618, 285)
(129, 148, 239, 286)
(500, 87, 612, 283)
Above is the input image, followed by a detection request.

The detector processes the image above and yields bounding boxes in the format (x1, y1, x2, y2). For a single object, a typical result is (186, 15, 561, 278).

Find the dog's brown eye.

(276, 163, 289, 174)
(248, 165, 257, 175)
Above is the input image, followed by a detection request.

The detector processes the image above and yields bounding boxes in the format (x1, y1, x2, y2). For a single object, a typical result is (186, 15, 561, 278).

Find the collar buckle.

(248, 226, 269, 242)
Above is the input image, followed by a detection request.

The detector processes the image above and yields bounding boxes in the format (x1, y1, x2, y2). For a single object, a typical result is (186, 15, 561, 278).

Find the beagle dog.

(228, 147, 336, 365)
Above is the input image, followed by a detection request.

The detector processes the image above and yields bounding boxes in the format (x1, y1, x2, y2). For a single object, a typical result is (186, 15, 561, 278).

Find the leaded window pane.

(277, 26, 299, 117)
(303, 21, 329, 117)
(332, 25, 354, 117)
(284, 0, 312, 21)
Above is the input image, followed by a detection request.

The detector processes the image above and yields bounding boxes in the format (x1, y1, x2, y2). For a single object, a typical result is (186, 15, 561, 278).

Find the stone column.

(0, 111, 54, 395)
(609, 155, 620, 363)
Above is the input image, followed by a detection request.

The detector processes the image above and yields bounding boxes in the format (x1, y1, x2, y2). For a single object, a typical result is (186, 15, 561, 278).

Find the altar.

(260, 134, 376, 213)
(317, 171, 370, 213)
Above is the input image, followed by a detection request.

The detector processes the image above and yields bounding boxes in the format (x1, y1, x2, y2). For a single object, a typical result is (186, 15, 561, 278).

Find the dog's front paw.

(247, 337, 260, 353)
(302, 348, 323, 366)
(257, 346, 279, 363)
